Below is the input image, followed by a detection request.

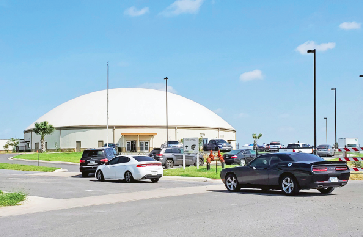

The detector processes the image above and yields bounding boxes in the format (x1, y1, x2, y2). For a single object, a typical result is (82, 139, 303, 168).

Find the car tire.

(96, 170, 104, 182)
(124, 171, 134, 183)
(225, 173, 240, 192)
(280, 175, 299, 196)
(151, 178, 159, 183)
(82, 172, 88, 177)
(165, 160, 174, 169)
(199, 158, 204, 166)
(318, 187, 335, 194)
(239, 159, 246, 166)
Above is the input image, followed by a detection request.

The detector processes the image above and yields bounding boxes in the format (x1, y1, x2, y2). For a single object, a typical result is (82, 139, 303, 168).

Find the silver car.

(317, 144, 335, 157)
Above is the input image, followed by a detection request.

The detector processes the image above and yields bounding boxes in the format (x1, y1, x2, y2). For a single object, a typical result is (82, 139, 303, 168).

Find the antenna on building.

(106, 62, 109, 148)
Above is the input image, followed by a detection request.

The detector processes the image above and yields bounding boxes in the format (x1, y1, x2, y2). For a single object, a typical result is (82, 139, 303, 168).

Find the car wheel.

(318, 187, 335, 194)
(96, 170, 104, 182)
(225, 173, 240, 192)
(239, 159, 246, 166)
(280, 175, 299, 196)
(199, 158, 204, 166)
(151, 178, 159, 183)
(165, 160, 174, 169)
(82, 172, 88, 177)
(124, 171, 134, 183)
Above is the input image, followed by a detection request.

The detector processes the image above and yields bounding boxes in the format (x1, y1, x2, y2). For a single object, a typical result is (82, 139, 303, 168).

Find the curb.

(162, 176, 221, 183)
(9, 157, 78, 165)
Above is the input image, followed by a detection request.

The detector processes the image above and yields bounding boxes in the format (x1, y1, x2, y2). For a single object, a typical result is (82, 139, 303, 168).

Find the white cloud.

(124, 6, 149, 17)
(339, 21, 361, 30)
(160, 0, 204, 17)
(137, 83, 177, 94)
(239, 70, 263, 82)
(296, 41, 336, 55)
(213, 108, 222, 114)
(237, 113, 249, 118)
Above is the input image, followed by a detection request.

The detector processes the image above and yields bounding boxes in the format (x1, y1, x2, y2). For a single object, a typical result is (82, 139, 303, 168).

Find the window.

(249, 156, 269, 168)
(139, 142, 144, 151)
(289, 153, 324, 162)
(165, 148, 173, 153)
(269, 156, 281, 166)
(145, 141, 149, 151)
(118, 157, 130, 163)
(108, 157, 119, 165)
(133, 156, 155, 162)
(126, 142, 131, 152)
(172, 148, 181, 153)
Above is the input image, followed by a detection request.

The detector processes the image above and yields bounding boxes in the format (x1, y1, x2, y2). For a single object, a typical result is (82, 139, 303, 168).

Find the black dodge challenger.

(220, 152, 350, 195)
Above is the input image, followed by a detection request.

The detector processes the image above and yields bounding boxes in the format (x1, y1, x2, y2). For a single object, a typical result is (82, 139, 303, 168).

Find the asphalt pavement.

(1, 154, 363, 237)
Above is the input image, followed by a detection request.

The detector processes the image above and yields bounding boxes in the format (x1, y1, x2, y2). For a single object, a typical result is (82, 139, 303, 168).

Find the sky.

(0, 0, 362, 146)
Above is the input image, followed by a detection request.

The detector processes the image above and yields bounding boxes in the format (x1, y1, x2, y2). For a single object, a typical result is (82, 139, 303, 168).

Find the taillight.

(137, 163, 161, 167)
(292, 149, 295, 152)
(157, 154, 162, 157)
(336, 166, 348, 171)
(80, 160, 85, 163)
(313, 167, 327, 172)
(231, 155, 237, 159)
(100, 158, 108, 163)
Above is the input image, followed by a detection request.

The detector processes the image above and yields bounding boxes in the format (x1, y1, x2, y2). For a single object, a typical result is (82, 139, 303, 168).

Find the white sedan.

(95, 155, 163, 183)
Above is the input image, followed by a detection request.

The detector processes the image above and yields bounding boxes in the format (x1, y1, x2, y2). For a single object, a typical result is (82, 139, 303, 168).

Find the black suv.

(80, 147, 116, 177)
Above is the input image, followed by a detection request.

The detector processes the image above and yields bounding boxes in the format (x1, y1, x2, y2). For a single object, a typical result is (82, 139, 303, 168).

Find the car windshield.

(229, 150, 241, 155)
(168, 141, 179, 144)
(289, 153, 324, 162)
(215, 139, 227, 144)
(270, 142, 280, 145)
(287, 144, 301, 148)
(318, 145, 329, 149)
(133, 156, 156, 162)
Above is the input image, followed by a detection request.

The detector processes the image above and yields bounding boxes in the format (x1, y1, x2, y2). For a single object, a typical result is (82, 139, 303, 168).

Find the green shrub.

(352, 161, 362, 168)
(0, 192, 26, 207)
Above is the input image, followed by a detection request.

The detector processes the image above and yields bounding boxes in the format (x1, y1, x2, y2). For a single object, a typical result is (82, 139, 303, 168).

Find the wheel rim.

(97, 171, 102, 180)
(240, 159, 245, 166)
(125, 172, 131, 182)
(167, 160, 173, 167)
(226, 175, 237, 190)
(282, 177, 294, 193)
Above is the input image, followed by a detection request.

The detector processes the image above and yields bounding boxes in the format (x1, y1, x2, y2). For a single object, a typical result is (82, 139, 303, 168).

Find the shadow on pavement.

(208, 189, 336, 197)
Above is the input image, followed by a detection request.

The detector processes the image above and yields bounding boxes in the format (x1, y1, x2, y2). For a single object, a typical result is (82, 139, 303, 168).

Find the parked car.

(161, 141, 183, 148)
(317, 144, 335, 157)
(220, 152, 350, 195)
(264, 144, 270, 152)
(80, 147, 117, 177)
(279, 143, 313, 154)
(95, 155, 163, 183)
(203, 139, 232, 152)
(149, 147, 204, 168)
(269, 141, 282, 152)
(223, 149, 256, 166)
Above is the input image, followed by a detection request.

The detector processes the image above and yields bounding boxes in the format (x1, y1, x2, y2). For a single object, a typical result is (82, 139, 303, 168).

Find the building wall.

(0, 139, 13, 151)
(25, 127, 236, 151)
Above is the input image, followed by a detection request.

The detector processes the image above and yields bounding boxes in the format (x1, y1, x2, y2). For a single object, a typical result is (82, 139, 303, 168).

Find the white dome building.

(24, 88, 236, 152)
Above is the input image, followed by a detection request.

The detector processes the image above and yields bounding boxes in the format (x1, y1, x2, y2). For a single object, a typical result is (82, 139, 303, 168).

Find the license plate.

(88, 161, 96, 165)
(151, 171, 157, 175)
(329, 177, 338, 182)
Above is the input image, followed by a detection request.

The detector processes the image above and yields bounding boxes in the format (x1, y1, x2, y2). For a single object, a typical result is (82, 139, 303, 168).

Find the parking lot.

(1, 154, 363, 237)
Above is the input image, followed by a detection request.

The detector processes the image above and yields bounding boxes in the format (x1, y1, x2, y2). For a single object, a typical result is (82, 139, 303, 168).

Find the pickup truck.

(278, 143, 313, 154)
(203, 139, 233, 152)
(149, 147, 204, 169)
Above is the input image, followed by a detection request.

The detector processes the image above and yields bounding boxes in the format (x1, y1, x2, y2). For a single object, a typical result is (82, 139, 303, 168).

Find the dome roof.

(26, 88, 234, 131)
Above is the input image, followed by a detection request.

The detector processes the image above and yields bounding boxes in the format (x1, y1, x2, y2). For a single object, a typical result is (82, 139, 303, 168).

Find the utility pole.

(164, 77, 169, 147)
(106, 62, 109, 147)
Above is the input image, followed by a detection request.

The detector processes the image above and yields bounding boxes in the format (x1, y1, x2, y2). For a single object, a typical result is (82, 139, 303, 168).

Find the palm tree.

(252, 133, 262, 152)
(33, 121, 55, 152)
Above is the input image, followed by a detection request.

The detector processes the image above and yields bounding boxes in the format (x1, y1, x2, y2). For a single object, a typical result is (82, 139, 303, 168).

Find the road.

(0, 154, 362, 237)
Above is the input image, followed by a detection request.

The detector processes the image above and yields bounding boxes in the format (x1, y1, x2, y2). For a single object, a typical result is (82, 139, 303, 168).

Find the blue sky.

(0, 0, 362, 146)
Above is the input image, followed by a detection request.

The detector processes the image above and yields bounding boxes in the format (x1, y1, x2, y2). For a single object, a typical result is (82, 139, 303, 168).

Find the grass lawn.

(163, 164, 237, 179)
(0, 163, 59, 172)
(0, 190, 26, 207)
(14, 152, 82, 163)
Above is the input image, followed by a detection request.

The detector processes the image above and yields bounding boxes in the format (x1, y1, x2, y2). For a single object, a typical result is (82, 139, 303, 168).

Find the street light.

(324, 117, 327, 143)
(331, 88, 336, 149)
(164, 77, 169, 147)
(307, 49, 317, 155)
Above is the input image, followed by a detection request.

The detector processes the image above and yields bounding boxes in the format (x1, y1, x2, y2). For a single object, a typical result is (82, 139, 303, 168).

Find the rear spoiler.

(313, 161, 347, 165)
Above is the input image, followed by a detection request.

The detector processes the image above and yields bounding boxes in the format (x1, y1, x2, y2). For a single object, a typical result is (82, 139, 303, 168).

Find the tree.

(252, 133, 262, 151)
(6, 138, 19, 152)
(33, 121, 55, 152)
(3, 143, 9, 153)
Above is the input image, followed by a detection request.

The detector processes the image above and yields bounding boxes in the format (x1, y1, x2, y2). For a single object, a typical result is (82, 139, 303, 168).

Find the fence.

(337, 148, 363, 172)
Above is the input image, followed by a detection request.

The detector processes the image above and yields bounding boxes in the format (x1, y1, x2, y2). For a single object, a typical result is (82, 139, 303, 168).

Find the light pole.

(164, 77, 169, 147)
(331, 88, 336, 149)
(307, 49, 317, 155)
(324, 117, 327, 143)
(106, 62, 109, 147)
